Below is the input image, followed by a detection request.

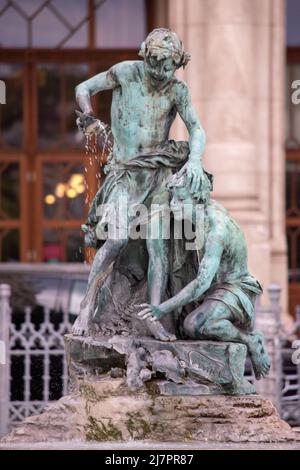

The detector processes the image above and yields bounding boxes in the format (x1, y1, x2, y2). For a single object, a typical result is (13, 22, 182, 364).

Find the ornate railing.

(9, 305, 73, 426)
(0, 283, 74, 435)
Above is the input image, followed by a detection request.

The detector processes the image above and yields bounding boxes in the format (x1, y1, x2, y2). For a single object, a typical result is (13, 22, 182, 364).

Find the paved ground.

(0, 440, 300, 450)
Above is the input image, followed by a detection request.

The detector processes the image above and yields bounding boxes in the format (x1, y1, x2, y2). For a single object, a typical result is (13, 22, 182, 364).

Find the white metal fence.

(0, 283, 73, 435)
(9, 305, 72, 425)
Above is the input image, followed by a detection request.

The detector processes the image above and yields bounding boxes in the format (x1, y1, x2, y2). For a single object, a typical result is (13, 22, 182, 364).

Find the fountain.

(1, 28, 299, 447)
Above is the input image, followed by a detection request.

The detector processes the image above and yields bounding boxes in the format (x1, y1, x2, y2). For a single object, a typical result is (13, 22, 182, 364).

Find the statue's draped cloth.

(87, 140, 190, 234)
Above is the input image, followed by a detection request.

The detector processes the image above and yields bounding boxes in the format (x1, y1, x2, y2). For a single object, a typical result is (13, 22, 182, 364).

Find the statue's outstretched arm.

(161, 239, 223, 314)
(138, 232, 224, 321)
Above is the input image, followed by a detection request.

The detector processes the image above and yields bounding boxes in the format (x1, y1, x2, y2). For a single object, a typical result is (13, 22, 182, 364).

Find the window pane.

(286, 64, 300, 148)
(0, 0, 146, 49)
(38, 64, 89, 149)
(51, 0, 87, 28)
(0, 162, 20, 218)
(60, 23, 88, 49)
(0, 65, 23, 149)
(32, 6, 71, 48)
(286, 160, 300, 281)
(51, 0, 88, 48)
(0, 0, 88, 48)
(287, 0, 300, 46)
(43, 228, 84, 263)
(0, 5, 27, 48)
(0, 229, 20, 261)
(96, 0, 146, 48)
(43, 162, 85, 220)
(287, 226, 300, 280)
(13, 0, 44, 16)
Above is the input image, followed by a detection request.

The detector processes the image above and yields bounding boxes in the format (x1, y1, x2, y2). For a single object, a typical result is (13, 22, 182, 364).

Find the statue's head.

(167, 170, 213, 221)
(139, 28, 190, 84)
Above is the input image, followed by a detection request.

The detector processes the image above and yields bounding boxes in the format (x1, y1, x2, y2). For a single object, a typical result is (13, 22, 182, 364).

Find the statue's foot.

(72, 313, 89, 336)
(147, 320, 177, 342)
(248, 330, 271, 380)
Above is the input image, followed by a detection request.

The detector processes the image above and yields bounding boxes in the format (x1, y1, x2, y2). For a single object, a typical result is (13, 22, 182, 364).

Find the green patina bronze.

(74, 28, 206, 341)
(72, 28, 270, 393)
(138, 174, 270, 380)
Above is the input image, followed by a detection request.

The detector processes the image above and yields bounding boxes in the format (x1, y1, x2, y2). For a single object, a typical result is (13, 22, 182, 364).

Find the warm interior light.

(55, 183, 65, 198)
(66, 188, 77, 198)
(45, 194, 56, 205)
(76, 183, 85, 194)
(69, 173, 84, 188)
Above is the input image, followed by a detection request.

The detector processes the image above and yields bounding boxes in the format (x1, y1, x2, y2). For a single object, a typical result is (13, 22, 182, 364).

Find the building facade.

(0, 0, 299, 324)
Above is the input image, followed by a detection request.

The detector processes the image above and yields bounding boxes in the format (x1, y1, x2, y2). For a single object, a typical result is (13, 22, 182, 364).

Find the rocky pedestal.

(1, 335, 300, 444)
(1, 373, 299, 444)
(65, 335, 255, 395)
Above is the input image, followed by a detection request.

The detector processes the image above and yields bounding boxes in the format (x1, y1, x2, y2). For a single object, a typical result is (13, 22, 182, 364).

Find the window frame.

(0, 48, 138, 262)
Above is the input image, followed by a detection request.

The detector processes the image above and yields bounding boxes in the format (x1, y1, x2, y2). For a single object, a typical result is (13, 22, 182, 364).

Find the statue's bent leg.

(182, 302, 211, 339)
(87, 238, 127, 283)
(145, 217, 176, 342)
(72, 238, 128, 336)
(146, 238, 168, 305)
(184, 299, 270, 379)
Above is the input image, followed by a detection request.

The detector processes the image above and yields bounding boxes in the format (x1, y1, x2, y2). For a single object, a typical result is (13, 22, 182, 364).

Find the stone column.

(0, 284, 11, 436)
(167, 0, 288, 318)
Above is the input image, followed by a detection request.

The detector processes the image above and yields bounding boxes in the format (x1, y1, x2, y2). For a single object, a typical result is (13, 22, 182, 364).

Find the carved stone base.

(65, 335, 255, 395)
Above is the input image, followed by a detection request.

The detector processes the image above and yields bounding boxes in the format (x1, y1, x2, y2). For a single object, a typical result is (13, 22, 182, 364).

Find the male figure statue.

(72, 28, 206, 339)
(138, 173, 271, 380)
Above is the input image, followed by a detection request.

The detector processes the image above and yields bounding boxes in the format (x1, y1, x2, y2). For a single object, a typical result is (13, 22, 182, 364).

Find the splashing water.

(84, 120, 113, 206)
